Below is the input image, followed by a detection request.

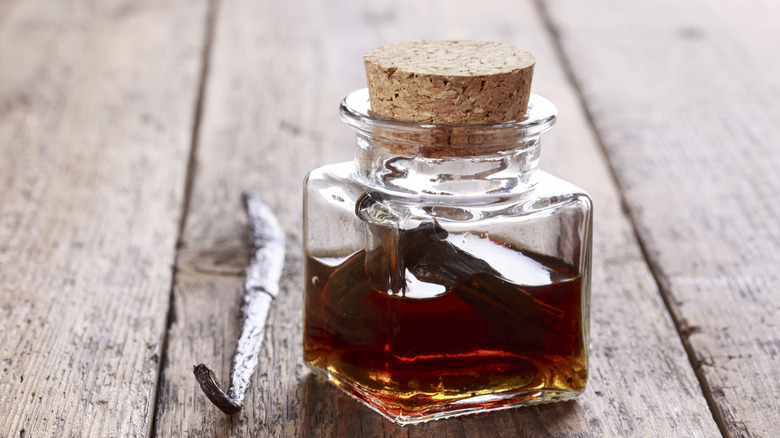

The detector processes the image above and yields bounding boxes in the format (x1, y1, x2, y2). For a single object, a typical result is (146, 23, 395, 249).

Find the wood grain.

(543, 0, 780, 436)
(154, 0, 720, 436)
(0, 0, 208, 436)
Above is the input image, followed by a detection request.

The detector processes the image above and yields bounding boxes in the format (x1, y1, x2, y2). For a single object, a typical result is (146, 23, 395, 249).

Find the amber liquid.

(303, 236, 587, 420)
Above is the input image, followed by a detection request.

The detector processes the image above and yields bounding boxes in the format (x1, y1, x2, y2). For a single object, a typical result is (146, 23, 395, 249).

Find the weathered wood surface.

(3, 0, 776, 436)
(153, 0, 719, 436)
(0, 0, 208, 436)
(544, 1, 780, 436)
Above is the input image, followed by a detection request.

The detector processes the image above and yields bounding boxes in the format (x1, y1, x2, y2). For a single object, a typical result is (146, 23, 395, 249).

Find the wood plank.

(543, 0, 780, 435)
(153, 0, 719, 435)
(0, 0, 208, 436)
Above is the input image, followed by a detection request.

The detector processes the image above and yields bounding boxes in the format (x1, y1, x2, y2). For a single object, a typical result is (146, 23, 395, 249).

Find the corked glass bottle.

(303, 40, 592, 425)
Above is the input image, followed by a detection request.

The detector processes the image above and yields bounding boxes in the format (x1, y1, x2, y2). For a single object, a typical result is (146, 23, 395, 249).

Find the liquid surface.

(303, 229, 587, 420)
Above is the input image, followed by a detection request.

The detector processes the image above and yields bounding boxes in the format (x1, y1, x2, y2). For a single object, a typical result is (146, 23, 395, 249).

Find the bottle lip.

(339, 88, 557, 156)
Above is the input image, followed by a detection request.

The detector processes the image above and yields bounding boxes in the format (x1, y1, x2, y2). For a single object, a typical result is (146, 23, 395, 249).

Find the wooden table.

(2, 0, 778, 436)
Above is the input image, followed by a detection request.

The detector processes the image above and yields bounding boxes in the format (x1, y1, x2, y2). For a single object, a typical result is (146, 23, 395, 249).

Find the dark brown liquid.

(303, 232, 587, 418)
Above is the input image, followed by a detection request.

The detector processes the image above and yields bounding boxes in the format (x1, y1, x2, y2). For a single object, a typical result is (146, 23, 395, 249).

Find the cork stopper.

(364, 40, 535, 125)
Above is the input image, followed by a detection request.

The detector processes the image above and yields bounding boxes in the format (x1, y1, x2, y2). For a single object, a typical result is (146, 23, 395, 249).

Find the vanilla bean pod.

(194, 191, 285, 414)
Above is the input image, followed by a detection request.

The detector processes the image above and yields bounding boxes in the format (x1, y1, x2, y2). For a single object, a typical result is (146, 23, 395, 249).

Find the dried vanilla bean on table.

(194, 191, 286, 415)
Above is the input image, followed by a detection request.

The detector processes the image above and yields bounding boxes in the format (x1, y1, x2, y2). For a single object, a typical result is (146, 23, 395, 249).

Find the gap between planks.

(531, 0, 728, 436)
(148, 0, 221, 435)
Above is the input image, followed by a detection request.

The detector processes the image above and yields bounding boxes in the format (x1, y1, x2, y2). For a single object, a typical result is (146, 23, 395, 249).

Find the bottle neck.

(340, 89, 556, 197)
(354, 137, 541, 196)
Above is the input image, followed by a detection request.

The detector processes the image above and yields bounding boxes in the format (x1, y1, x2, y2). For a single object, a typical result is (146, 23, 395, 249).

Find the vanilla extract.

(303, 43, 593, 423)
(303, 223, 587, 420)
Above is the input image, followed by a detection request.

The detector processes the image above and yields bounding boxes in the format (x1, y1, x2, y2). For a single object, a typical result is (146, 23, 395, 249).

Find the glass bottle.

(303, 88, 592, 425)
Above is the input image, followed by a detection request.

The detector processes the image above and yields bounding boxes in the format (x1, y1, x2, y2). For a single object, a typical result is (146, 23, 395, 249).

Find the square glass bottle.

(302, 87, 592, 425)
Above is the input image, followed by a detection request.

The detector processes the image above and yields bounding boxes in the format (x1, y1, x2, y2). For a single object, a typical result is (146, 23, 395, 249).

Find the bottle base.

(306, 363, 585, 426)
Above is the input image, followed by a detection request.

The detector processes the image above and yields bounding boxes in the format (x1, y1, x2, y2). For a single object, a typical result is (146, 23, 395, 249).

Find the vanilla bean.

(194, 191, 285, 414)
(193, 363, 241, 414)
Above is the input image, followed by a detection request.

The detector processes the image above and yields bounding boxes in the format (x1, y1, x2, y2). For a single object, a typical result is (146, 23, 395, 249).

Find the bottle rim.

(339, 88, 557, 157)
